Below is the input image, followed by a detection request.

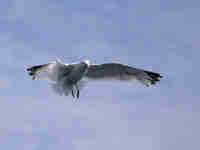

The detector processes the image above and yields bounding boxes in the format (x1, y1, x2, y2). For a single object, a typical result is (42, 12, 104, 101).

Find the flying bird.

(27, 59, 163, 98)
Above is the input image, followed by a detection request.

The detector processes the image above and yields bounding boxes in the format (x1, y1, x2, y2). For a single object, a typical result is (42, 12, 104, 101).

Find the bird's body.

(27, 59, 163, 98)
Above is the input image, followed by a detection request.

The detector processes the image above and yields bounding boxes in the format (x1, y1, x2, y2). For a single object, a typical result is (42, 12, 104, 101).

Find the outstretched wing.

(27, 61, 78, 96)
(84, 63, 163, 87)
(27, 61, 73, 83)
(27, 63, 53, 81)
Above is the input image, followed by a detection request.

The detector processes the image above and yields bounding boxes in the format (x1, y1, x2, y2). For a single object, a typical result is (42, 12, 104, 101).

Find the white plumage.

(27, 59, 163, 98)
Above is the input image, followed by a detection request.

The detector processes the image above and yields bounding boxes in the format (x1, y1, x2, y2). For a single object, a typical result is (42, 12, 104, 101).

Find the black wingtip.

(28, 72, 34, 76)
(144, 71, 163, 85)
(27, 64, 48, 77)
(27, 68, 32, 71)
(27, 66, 37, 77)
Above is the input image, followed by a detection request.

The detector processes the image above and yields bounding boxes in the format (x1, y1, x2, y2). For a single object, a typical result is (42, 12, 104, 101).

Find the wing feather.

(85, 63, 163, 86)
(27, 61, 77, 96)
(27, 63, 53, 80)
(27, 62, 73, 83)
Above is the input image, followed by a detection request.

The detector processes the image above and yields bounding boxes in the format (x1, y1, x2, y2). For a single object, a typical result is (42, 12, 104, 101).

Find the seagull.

(27, 59, 163, 98)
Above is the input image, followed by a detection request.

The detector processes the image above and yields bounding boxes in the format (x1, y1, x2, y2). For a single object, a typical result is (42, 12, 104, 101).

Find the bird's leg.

(71, 86, 75, 98)
(75, 84, 80, 99)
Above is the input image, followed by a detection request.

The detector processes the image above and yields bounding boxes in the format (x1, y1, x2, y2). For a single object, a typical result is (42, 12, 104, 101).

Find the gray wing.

(84, 63, 163, 87)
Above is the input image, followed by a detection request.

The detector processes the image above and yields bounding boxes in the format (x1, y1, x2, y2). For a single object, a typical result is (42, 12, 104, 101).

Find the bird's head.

(55, 58, 62, 64)
(81, 60, 90, 67)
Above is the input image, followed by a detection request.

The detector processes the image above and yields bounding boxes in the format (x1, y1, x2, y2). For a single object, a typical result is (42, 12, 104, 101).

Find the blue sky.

(0, 0, 199, 149)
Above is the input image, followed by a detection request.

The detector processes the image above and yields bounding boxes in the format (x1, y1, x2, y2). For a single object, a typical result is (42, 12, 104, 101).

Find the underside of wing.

(85, 63, 163, 86)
